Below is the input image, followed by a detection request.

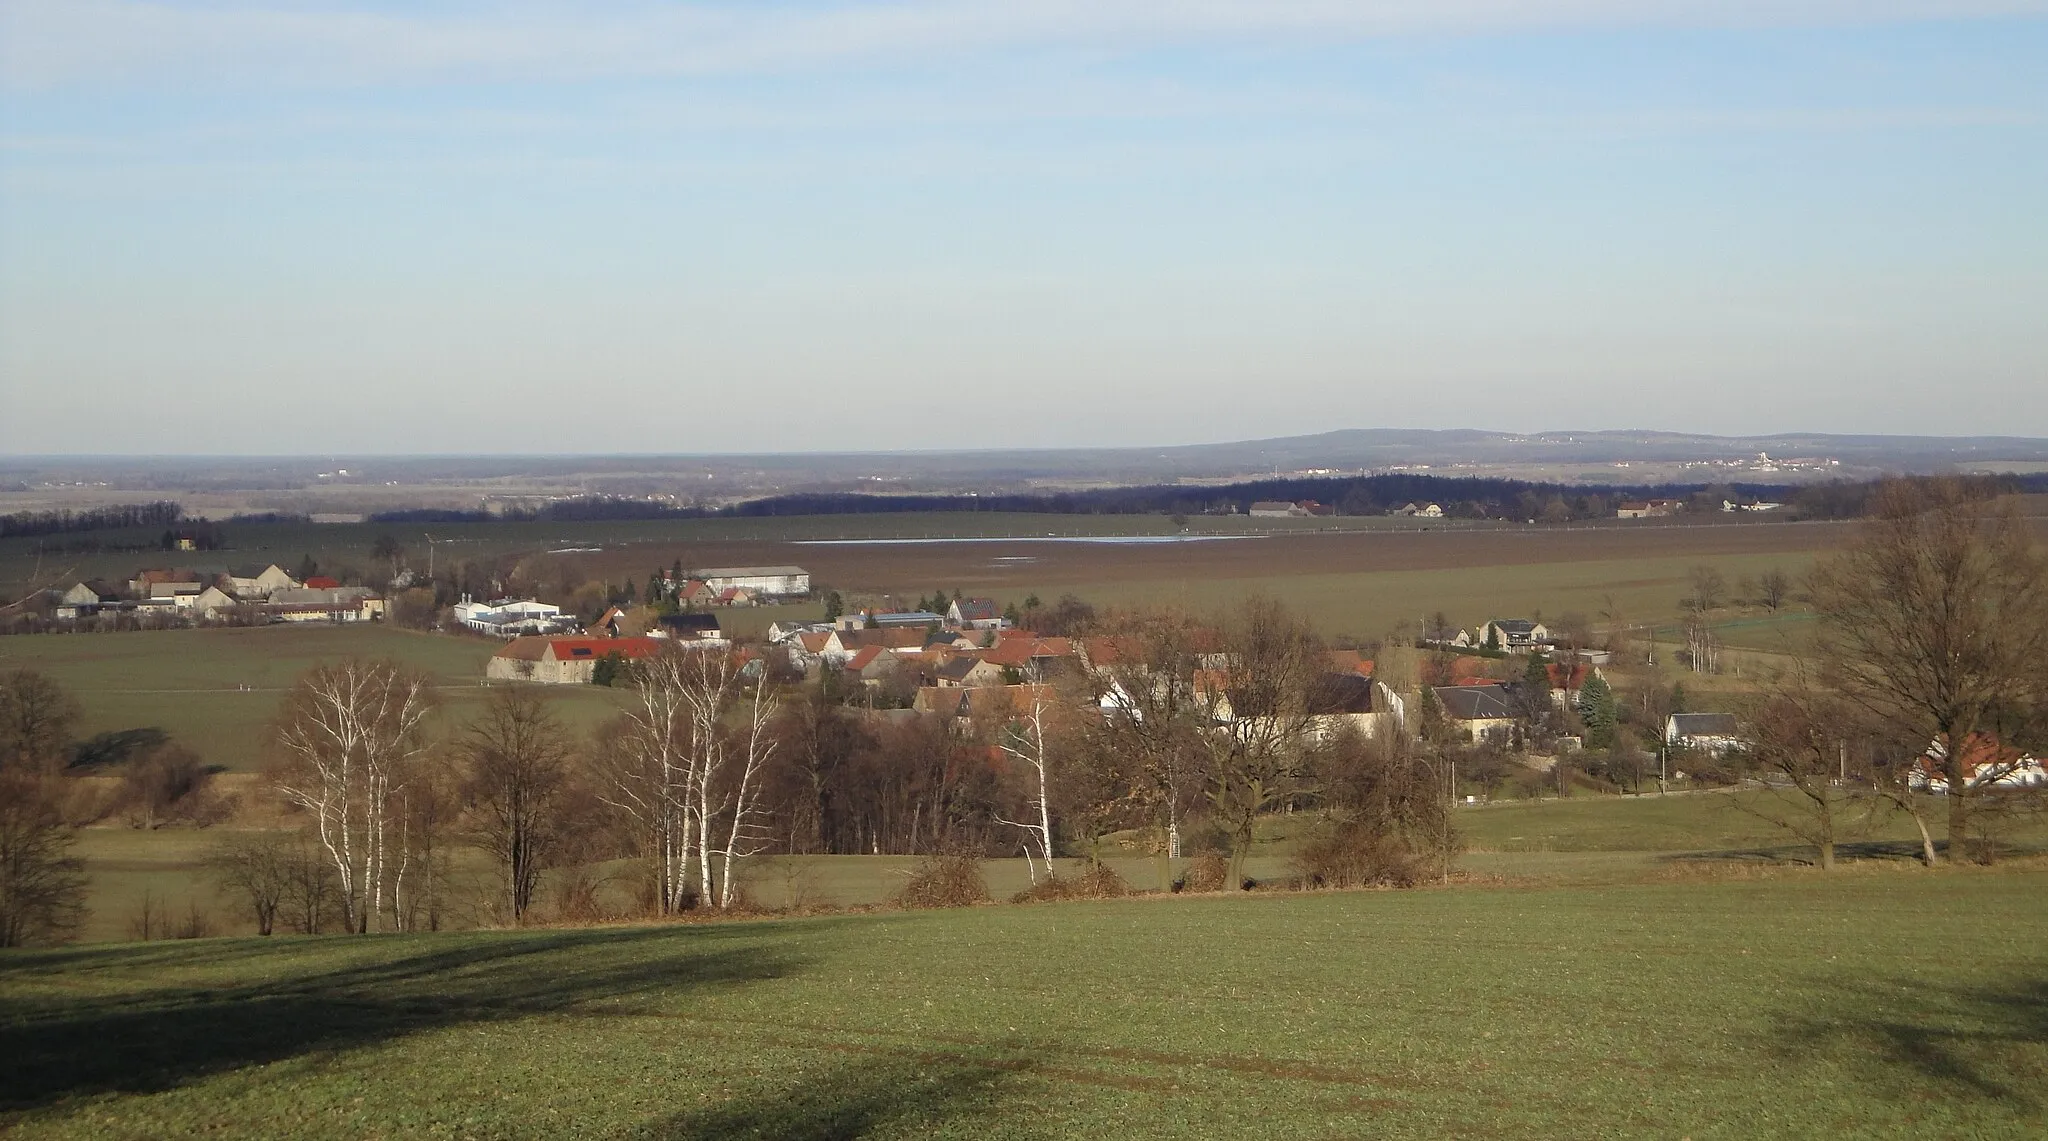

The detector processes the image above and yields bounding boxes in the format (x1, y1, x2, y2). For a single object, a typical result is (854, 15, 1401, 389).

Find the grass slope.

(5, 871, 2045, 1139)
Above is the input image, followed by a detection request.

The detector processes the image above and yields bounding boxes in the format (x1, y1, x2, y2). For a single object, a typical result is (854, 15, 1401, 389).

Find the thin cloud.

(5, 1, 2047, 89)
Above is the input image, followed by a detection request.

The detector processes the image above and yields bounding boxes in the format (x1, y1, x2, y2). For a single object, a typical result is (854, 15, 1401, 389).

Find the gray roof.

(1433, 684, 1516, 721)
(693, 565, 808, 578)
(1490, 619, 1538, 634)
(1309, 674, 1378, 716)
(1670, 713, 1740, 738)
(933, 657, 982, 682)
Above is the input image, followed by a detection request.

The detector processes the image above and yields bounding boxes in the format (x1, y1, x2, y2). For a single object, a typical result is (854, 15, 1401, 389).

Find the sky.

(1, 2, 2045, 455)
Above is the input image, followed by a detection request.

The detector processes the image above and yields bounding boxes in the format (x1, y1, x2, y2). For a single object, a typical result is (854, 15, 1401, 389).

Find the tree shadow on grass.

(0, 925, 803, 1113)
(1656, 839, 1977, 867)
(628, 1048, 1043, 1141)
(1774, 973, 2048, 1109)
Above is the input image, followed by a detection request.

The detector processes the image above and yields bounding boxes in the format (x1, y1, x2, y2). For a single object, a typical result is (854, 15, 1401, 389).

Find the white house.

(1665, 713, 1745, 754)
(946, 597, 1006, 630)
(1476, 619, 1549, 652)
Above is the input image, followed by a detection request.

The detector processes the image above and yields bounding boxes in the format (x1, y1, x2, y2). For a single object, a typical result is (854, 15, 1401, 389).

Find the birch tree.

(594, 646, 780, 912)
(993, 681, 1059, 882)
(595, 649, 697, 913)
(268, 659, 435, 933)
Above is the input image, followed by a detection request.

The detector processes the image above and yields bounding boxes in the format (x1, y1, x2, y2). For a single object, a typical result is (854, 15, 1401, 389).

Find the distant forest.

(7, 472, 2040, 538)
(367, 472, 2046, 526)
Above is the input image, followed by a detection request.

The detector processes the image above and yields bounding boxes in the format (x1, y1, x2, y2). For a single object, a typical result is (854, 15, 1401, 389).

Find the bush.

(1293, 822, 1429, 889)
(1177, 850, 1230, 893)
(1010, 861, 1132, 904)
(896, 853, 990, 909)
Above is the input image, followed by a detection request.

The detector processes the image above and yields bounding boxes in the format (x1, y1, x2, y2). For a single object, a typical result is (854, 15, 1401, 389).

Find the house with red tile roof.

(486, 635, 666, 685)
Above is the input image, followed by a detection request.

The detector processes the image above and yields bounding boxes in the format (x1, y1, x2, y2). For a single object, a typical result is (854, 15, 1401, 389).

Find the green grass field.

(5, 869, 2044, 1139)
(0, 626, 634, 772)
(1016, 550, 1821, 644)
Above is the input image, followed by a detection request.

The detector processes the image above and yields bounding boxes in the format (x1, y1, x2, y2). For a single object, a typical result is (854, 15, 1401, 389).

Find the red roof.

(1547, 663, 1591, 690)
(983, 637, 1073, 667)
(303, 576, 341, 589)
(846, 645, 887, 671)
(490, 635, 667, 663)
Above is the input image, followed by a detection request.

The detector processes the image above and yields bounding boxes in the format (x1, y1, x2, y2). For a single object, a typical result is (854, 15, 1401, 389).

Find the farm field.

(5, 869, 2045, 1139)
(0, 626, 633, 772)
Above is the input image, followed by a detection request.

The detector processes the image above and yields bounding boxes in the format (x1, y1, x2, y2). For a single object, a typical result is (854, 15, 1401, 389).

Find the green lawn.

(5, 870, 2044, 1139)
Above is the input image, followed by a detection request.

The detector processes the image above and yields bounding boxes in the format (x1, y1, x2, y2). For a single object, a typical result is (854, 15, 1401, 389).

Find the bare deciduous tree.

(205, 831, 297, 935)
(1755, 567, 1793, 612)
(1808, 478, 2048, 862)
(268, 659, 436, 933)
(1687, 565, 1728, 612)
(0, 669, 87, 947)
(1741, 664, 1872, 870)
(1200, 597, 1324, 885)
(459, 687, 574, 923)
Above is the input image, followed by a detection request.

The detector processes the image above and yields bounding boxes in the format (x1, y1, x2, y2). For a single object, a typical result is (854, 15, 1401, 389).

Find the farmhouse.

(946, 597, 1005, 630)
(694, 566, 810, 597)
(930, 655, 1006, 688)
(1665, 713, 1745, 754)
(222, 564, 298, 599)
(1306, 674, 1402, 741)
(1432, 684, 1518, 743)
(654, 612, 727, 644)
(1616, 499, 1685, 519)
(1249, 501, 1310, 518)
(488, 635, 667, 684)
(1911, 734, 2047, 793)
(265, 586, 384, 624)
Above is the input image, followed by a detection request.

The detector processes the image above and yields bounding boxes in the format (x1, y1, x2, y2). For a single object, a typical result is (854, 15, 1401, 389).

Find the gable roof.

(845, 645, 890, 672)
(1488, 619, 1538, 635)
(658, 612, 722, 633)
(950, 598, 1001, 621)
(1434, 684, 1516, 721)
(933, 656, 986, 682)
(1669, 712, 1740, 738)
(1308, 673, 1378, 716)
(983, 637, 1073, 667)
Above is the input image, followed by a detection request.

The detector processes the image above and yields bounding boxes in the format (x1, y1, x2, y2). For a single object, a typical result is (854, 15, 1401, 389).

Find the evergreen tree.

(1578, 673, 1618, 749)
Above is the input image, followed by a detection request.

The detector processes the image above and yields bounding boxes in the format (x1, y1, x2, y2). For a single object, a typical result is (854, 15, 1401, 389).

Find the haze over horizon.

(3, 2, 2045, 456)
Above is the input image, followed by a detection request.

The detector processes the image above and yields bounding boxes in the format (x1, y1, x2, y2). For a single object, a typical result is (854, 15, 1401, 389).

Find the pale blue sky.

(2, 2, 2045, 454)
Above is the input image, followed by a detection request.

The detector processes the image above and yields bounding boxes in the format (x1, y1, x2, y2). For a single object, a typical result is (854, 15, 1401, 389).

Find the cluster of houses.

(47, 564, 384, 626)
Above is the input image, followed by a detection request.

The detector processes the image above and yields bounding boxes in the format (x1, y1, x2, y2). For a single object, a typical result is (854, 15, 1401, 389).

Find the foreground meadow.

(5, 870, 2045, 1139)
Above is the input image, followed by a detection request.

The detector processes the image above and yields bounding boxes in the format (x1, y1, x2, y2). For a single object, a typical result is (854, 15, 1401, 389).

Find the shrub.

(1010, 861, 1132, 904)
(1177, 850, 1230, 893)
(896, 853, 990, 909)
(1293, 822, 1428, 889)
